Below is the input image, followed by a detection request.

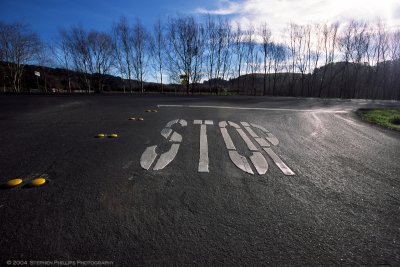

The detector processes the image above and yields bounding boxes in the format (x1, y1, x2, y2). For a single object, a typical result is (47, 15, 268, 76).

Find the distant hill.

(1, 60, 399, 100)
(226, 60, 400, 100)
(0, 61, 181, 93)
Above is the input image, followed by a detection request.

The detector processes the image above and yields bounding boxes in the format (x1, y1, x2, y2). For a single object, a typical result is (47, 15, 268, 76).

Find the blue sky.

(2, 0, 400, 42)
(0, 0, 216, 41)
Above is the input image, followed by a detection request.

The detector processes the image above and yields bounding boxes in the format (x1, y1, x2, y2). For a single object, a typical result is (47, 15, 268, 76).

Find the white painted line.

(236, 128, 258, 151)
(244, 126, 259, 138)
(157, 104, 349, 113)
(264, 148, 295, 176)
(157, 104, 183, 107)
(198, 124, 209, 172)
(166, 119, 179, 128)
(169, 132, 182, 143)
(228, 121, 240, 128)
(140, 145, 158, 170)
(153, 144, 180, 170)
(255, 137, 270, 147)
(220, 127, 236, 150)
(250, 152, 269, 175)
(334, 114, 364, 128)
(240, 122, 250, 127)
(266, 133, 279, 146)
(229, 150, 254, 175)
(204, 120, 214, 125)
(161, 128, 172, 139)
(179, 119, 188, 127)
(193, 120, 202, 125)
(219, 121, 228, 128)
(251, 123, 270, 133)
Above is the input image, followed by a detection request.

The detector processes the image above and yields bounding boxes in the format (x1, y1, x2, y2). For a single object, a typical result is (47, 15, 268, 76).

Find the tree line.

(0, 16, 399, 99)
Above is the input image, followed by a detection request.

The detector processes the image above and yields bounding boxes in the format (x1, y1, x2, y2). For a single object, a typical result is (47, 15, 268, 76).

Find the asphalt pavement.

(0, 94, 399, 266)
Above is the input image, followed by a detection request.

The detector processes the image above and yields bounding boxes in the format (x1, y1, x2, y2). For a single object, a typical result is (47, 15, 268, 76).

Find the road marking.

(266, 133, 279, 146)
(195, 120, 213, 172)
(334, 114, 364, 128)
(166, 119, 179, 127)
(161, 128, 172, 139)
(169, 132, 182, 142)
(157, 104, 349, 113)
(140, 119, 187, 171)
(236, 128, 258, 151)
(228, 121, 240, 128)
(228, 150, 254, 174)
(140, 145, 157, 170)
(220, 121, 269, 175)
(179, 119, 188, 127)
(140, 119, 295, 176)
(220, 127, 236, 150)
(243, 126, 259, 138)
(263, 148, 295, 176)
(153, 144, 180, 170)
(250, 123, 279, 146)
(251, 123, 270, 133)
(254, 137, 270, 147)
(219, 121, 228, 128)
(250, 152, 269, 175)
(198, 124, 209, 172)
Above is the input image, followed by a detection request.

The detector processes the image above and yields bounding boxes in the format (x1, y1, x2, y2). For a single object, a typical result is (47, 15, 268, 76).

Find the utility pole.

(35, 71, 40, 91)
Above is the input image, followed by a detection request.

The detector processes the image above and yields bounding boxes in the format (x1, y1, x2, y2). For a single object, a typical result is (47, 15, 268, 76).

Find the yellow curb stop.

(109, 133, 118, 138)
(30, 178, 47, 187)
(6, 178, 23, 188)
(96, 133, 106, 138)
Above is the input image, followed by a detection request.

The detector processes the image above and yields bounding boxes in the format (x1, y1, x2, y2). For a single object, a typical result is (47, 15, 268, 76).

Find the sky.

(1, 0, 400, 41)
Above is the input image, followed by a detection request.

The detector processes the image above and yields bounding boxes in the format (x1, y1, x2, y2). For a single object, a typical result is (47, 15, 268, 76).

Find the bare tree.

(57, 29, 73, 92)
(233, 23, 245, 94)
(318, 22, 339, 97)
(165, 16, 200, 94)
(371, 20, 390, 98)
(192, 23, 205, 93)
(388, 29, 400, 99)
(36, 43, 54, 92)
(113, 16, 134, 93)
(309, 23, 323, 96)
(132, 19, 150, 93)
(293, 24, 311, 96)
(62, 25, 92, 92)
(271, 43, 287, 95)
(244, 24, 256, 95)
(259, 22, 272, 95)
(288, 23, 298, 96)
(0, 21, 42, 92)
(204, 15, 217, 92)
(150, 19, 166, 93)
(88, 30, 115, 92)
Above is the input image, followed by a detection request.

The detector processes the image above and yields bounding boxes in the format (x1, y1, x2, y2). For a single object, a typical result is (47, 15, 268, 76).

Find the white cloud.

(196, 0, 400, 35)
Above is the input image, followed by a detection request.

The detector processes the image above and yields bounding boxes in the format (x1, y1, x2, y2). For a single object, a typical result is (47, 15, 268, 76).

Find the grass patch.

(359, 108, 400, 131)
